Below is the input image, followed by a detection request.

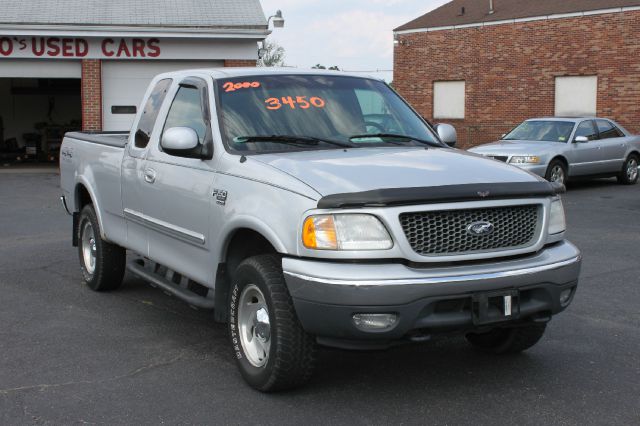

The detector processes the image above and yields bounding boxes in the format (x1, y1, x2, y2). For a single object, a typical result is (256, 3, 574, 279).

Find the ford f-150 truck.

(60, 68, 581, 392)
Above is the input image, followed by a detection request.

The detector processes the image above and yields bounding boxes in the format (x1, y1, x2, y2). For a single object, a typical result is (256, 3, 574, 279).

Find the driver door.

(566, 120, 603, 176)
(137, 77, 218, 285)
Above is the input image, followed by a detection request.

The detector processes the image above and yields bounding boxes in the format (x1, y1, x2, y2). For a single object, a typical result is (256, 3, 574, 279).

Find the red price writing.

(223, 81, 261, 92)
(265, 96, 326, 111)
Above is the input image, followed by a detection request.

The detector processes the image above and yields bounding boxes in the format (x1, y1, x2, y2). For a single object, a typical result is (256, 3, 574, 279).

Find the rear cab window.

(133, 78, 173, 150)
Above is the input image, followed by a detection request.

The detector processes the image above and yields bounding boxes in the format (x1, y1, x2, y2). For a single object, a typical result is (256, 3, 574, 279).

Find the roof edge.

(0, 24, 270, 39)
(394, 4, 640, 33)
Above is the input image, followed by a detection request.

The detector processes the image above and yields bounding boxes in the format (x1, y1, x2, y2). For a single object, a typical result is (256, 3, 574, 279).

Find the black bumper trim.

(293, 281, 578, 349)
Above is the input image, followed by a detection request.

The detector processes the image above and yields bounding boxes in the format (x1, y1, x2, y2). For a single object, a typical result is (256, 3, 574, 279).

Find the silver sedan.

(468, 117, 640, 185)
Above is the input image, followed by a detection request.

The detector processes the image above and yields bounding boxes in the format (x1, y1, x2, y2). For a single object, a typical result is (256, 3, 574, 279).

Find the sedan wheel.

(626, 158, 638, 182)
(618, 155, 639, 185)
(545, 160, 567, 185)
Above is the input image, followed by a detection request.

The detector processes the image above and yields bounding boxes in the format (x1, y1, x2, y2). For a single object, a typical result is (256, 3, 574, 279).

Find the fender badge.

(212, 189, 228, 206)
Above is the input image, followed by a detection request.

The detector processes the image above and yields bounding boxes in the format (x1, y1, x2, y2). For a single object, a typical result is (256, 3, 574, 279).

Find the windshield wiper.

(234, 135, 354, 148)
(348, 133, 441, 147)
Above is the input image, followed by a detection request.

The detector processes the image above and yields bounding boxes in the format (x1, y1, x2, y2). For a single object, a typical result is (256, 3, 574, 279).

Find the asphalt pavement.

(0, 172, 639, 425)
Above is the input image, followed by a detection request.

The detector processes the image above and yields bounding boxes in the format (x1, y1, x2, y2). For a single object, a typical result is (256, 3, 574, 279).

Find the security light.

(268, 10, 285, 28)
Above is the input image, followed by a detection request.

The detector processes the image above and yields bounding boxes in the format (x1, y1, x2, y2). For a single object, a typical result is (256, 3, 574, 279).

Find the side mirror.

(574, 136, 589, 143)
(161, 127, 200, 156)
(434, 123, 457, 147)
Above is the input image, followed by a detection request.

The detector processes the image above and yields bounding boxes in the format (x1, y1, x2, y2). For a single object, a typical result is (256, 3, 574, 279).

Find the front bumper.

(283, 241, 581, 348)
(514, 163, 548, 178)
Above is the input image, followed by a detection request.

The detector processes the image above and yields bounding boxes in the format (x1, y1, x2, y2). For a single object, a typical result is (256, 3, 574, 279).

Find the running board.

(126, 260, 216, 309)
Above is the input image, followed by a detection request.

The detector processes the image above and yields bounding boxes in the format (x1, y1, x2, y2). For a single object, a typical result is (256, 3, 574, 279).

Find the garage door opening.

(0, 78, 81, 164)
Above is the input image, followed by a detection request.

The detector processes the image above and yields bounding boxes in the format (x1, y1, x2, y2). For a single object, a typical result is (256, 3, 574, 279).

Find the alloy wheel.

(238, 284, 271, 368)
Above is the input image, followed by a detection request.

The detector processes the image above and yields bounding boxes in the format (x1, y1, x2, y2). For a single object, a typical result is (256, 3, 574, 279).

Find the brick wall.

(394, 10, 640, 149)
(224, 59, 257, 67)
(81, 59, 102, 131)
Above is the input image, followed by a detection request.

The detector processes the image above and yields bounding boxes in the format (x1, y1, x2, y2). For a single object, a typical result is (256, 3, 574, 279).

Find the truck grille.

(399, 205, 540, 256)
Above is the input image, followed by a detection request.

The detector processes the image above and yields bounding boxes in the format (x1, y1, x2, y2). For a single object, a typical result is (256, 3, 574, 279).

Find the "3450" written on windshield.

(265, 96, 326, 110)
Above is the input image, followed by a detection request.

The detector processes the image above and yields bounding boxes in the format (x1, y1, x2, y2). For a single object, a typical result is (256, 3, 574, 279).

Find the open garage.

(0, 60, 81, 163)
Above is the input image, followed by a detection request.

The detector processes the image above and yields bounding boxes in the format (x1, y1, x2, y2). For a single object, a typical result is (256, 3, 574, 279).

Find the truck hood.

(468, 140, 561, 155)
(251, 147, 541, 196)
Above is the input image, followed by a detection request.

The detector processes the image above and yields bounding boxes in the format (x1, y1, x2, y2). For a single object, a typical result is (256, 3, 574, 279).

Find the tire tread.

(78, 205, 126, 292)
(233, 254, 316, 392)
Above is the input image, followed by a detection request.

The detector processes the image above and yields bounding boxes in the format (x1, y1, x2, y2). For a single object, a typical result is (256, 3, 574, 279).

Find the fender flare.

(74, 175, 107, 240)
(217, 215, 288, 263)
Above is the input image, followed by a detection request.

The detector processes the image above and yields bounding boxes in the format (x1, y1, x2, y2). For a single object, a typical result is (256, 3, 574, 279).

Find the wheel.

(545, 160, 567, 185)
(77, 204, 126, 291)
(465, 323, 547, 354)
(229, 254, 316, 392)
(617, 154, 639, 185)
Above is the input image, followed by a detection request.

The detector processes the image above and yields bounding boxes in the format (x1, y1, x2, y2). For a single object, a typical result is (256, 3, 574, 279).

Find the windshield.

(503, 120, 575, 143)
(215, 74, 441, 153)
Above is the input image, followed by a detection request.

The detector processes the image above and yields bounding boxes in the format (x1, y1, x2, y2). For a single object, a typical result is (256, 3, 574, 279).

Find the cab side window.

(596, 120, 624, 139)
(163, 86, 207, 143)
(134, 79, 172, 148)
(574, 121, 598, 141)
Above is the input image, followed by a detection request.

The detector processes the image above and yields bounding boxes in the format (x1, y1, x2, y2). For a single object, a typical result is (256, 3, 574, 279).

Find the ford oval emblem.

(467, 221, 494, 236)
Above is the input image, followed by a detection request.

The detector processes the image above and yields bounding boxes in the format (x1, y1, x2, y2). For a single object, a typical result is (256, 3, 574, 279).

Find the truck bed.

(64, 131, 129, 148)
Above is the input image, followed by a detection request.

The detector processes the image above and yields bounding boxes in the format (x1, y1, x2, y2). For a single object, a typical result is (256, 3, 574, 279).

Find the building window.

(555, 76, 597, 117)
(433, 81, 465, 119)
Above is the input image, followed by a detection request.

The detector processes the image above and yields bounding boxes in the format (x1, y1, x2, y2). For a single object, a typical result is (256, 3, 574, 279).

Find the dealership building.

(0, 0, 266, 161)
(394, 0, 640, 148)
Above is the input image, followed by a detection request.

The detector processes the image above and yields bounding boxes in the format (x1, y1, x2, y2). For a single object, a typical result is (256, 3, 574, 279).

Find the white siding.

(102, 60, 224, 131)
(555, 76, 598, 117)
(433, 81, 465, 119)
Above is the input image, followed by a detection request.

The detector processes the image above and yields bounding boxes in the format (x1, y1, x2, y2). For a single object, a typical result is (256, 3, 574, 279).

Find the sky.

(259, 0, 450, 81)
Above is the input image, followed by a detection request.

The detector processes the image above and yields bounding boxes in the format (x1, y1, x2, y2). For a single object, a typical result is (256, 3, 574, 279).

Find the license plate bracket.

(472, 289, 520, 325)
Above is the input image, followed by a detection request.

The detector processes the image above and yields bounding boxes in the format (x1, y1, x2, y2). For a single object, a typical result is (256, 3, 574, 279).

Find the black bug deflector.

(317, 181, 565, 209)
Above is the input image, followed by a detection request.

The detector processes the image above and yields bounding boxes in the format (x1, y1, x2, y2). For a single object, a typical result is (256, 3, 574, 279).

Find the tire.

(229, 254, 316, 392)
(465, 323, 547, 355)
(77, 204, 126, 291)
(545, 160, 567, 185)
(617, 154, 639, 185)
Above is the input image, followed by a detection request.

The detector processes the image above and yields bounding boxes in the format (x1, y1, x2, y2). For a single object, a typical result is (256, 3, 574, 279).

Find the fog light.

(559, 288, 573, 307)
(352, 313, 398, 331)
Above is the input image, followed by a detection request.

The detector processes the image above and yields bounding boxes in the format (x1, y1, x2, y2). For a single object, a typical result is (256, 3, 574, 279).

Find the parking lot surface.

(1, 173, 639, 425)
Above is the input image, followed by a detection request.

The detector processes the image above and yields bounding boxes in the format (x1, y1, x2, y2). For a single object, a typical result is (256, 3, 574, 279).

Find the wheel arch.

(213, 225, 283, 323)
(73, 179, 106, 240)
(549, 155, 569, 169)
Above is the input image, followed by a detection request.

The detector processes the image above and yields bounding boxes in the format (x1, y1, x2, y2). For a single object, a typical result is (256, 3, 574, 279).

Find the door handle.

(144, 168, 156, 183)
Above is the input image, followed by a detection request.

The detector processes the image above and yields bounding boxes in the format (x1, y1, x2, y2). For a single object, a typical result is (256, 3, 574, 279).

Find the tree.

(258, 40, 285, 67)
(312, 64, 340, 70)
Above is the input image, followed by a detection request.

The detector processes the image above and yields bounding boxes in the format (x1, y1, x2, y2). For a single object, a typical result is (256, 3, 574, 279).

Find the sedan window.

(574, 121, 598, 141)
(596, 120, 625, 139)
(503, 121, 574, 143)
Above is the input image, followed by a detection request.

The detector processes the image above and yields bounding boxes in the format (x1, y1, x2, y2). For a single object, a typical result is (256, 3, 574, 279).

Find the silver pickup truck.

(60, 68, 581, 392)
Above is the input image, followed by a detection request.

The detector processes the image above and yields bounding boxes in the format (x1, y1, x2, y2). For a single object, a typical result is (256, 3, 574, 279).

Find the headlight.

(509, 156, 540, 164)
(302, 214, 393, 250)
(548, 198, 566, 234)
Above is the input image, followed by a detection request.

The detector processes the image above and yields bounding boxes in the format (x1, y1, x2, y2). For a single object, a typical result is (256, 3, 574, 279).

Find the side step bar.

(126, 260, 216, 309)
